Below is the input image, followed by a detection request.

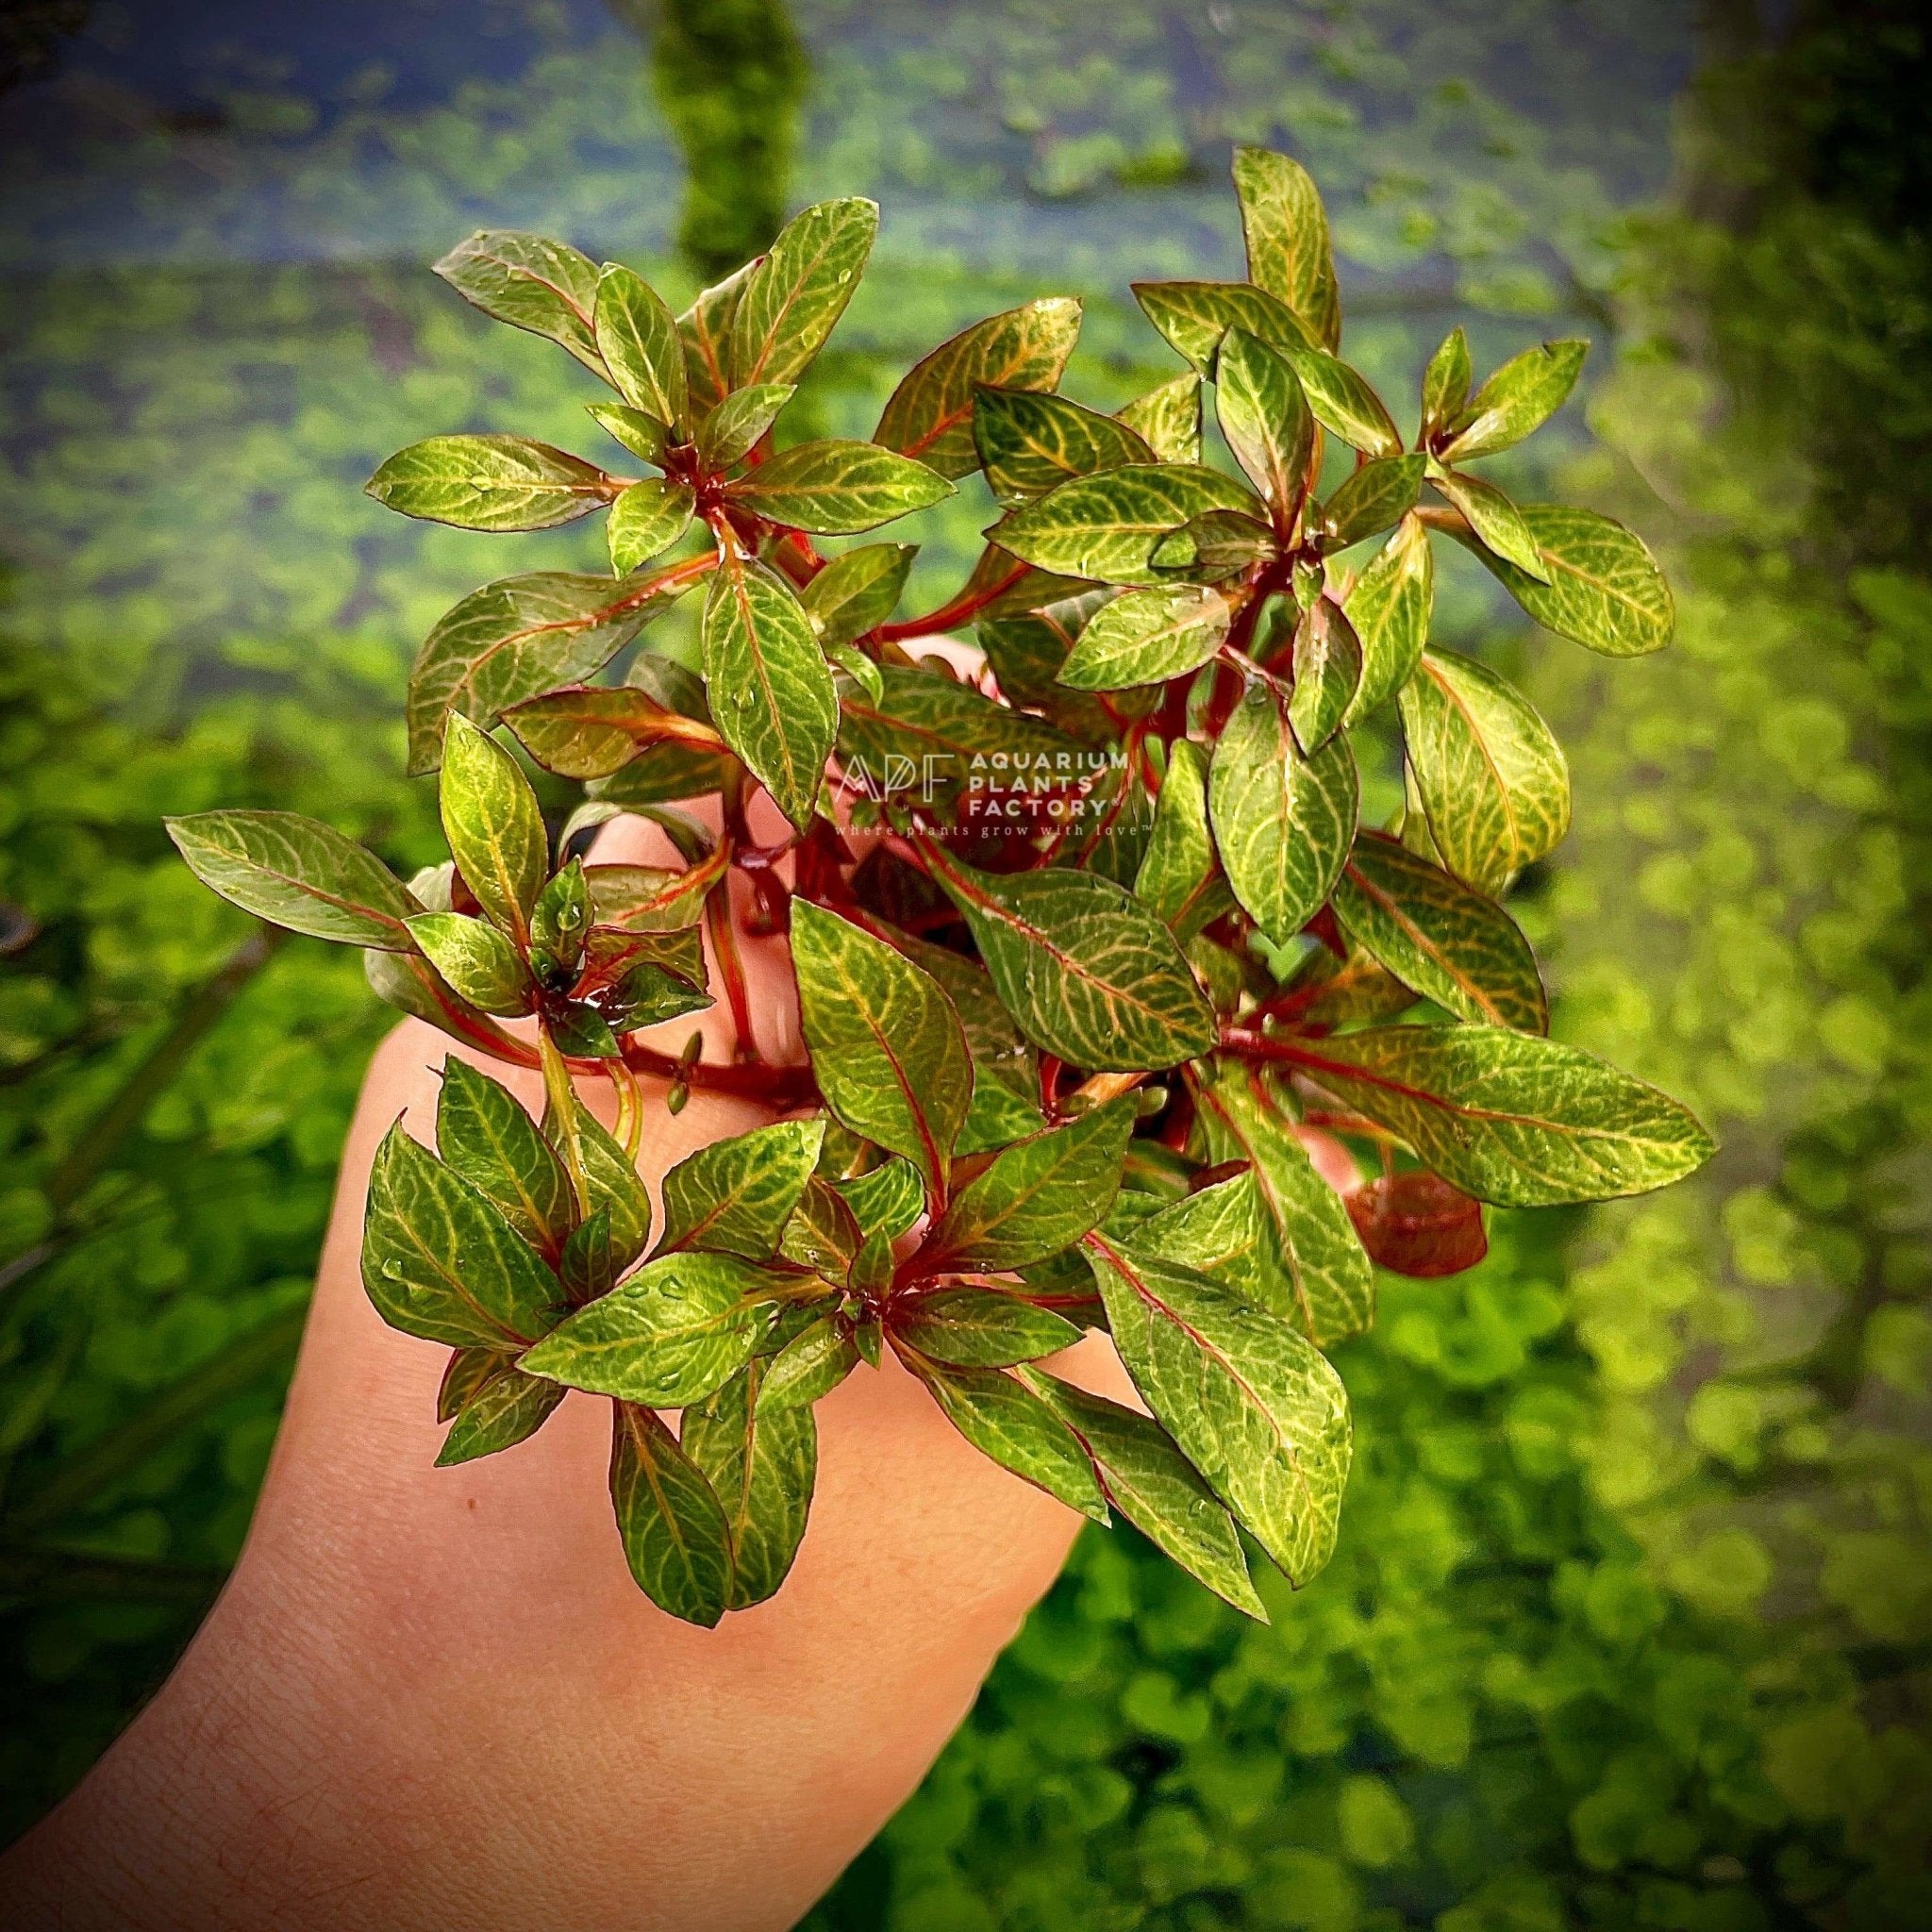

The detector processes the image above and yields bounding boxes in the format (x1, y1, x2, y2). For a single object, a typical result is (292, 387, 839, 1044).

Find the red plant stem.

(874, 559, 1028, 642)
(706, 879, 758, 1060)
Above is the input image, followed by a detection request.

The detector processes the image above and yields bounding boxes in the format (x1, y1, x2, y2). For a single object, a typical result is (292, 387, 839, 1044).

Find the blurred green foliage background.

(2, 3, 1927, 1925)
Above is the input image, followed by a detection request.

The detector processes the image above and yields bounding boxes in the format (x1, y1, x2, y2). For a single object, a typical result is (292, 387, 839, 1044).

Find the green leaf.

(361, 1124, 563, 1348)
(433, 230, 604, 375)
(907, 1358, 1108, 1523)
(724, 440, 953, 534)
(874, 298, 1084, 478)
(405, 568, 679, 776)
(991, 464, 1265, 588)
(757, 1318, 858, 1415)
(1150, 509, 1276, 583)
(574, 1103, 653, 1270)
(1215, 328, 1314, 509)
(435, 1058, 571, 1252)
(835, 1156, 927, 1240)
(701, 554, 838, 830)
(1232, 145, 1341, 350)
(1331, 832, 1548, 1032)
(1192, 1074, 1374, 1346)
(728, 197, 878, 387)
(439, 1344, 510, 1423)
(404, 913, 534, 1016)
(926, 847, 1218, 1073)
(1085, 1234, 1351, 1586)
(779, 1175, 863, 1281)
(1131, 1173, 1268, 1280)
(165, 810, 414, 949)
(1276, 345, 1405, 459)
(586, 740, 741, 809)
(1117, 373, 1203, 464)
(1455, 504, 1674, 658)
(439, 712, 549, 941)
(1288, 598, 1363, 753)
(922, 1098, 1135, 1273)
(1420, 326, 1473, 440)
(367, 435, 614, 532)
(1134, 739, 1235, 941)
(1275, 1024, 1717, 1207)
(608, 1403, 734, 1627)
(1132, 280, 1316, 374)
(1321, 455, 1425, 549)
(1340, 515, 1433, 725)
(677, 258, 756, 417)
(530, 858, 591, 974)
(660, 1117, 827, 1259)
(520, 1251, 779, 1406)
(606, 479, 695, 575)
(1429, 467, 1550, 581)
(791, 901, 974, 1197)
(975, 591, 1123, 743)
(585, 855, 721, 932)
(1019, 1369, 1266, 1619)
(694, 382, 794, 469)
(1398, 649, 1570, 892)
(1441, 339, 1587, 461)
(364, 947, 513, 1049)
(586, 402, 668, 465)
(1057, 586, 1233, 691)
(593, 263, 688, 430)
(435, 1357, 565, 1467)
(682, 1361, 817, 1608)
(503, 683, 725, 782)
(1209, 679, 1358, 944)
(973, 387, 1155, 508)
(800, 541, 916, 645)
(894, 1291, 1081, 1368)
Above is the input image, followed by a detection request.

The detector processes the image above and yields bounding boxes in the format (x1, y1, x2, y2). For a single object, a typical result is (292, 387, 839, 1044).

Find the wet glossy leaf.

(439, 712, 549, 940)
(434, 1056, 573, 1251)
(836, 1156, 927, 1240)
(1232, 145, 1341, 349)
(1021, 1368, 1266, 1619)
(608, 1403, 733, 1627)
(585, 855, 723, 932)
(361, 1124, 562, 1348)
(1441, 339, 1587, 461)
(404, 913, 534, 1016)
(1430, 466, 1550, 581)
(530, 859, 591, 974)
(728, 197, 878, 388)
(875, 297, 1084, 477)
(682, 1360, 816, 1608)
(433, 229, 603, 375)
(1192, 1074, 1374, 1346)
(1398, 649, 1570, 892)
(1321, 455, 1425, 549)
(1057, 586, 1232, 691)
(503, 682, 725, 782)
(405, 568, 678, 775)
(1086, 1234, 1351, 1586)
(606, 478, 695, 574)
(520, 1250, 780, 1405)
(779, 1175, 863, 1281)
(367, 434, 614, 532)
(701, 554, 838, 830)
(1131, 1173, 1268, 1281)
(1345, 1171, 1489, 1278)
(926, 847, 1218, 1073)
(724, 439, 953, 533)
(1331, 832, 1548, 1031)
(1280, 1024, 1717, 1207)
(1277, 345, 1405, 458)
(1215, 328, 1314, 509)
(1132, 279, 1316, 373)
(973, 386, 1155, 508)
(1209, 678, 1358, 944)
(791, 901, 973, 1196)
(1341, 514, 1434, 725)
(1135, 739, 1236, 941)
(800, 541, 917, 645)
(660, 1117, 827, 1259)
(1150, 508, 1276, 583)
(1288, 598, 1363, 753)
(694, 382, 793, 469)
(165, 810, 414, 949)
(923, 1098, 1134, 1273)
(593, 263, 687, 430)
(991, 464, 1265, 587)
(757, 1317, 859, 1415)
(1420, 326, 1473, 440)
(1117, 372, 1203, 464)
(586, 401, 668, 465)
(894, 1291, 1081, 1367)
(438, 1344, 510, 1423)
(435, 1357, 565, 1467)
(1457, 504, 1674, 658)
(907, 1357, 1108, 1523)
(677, 258, 756, 417)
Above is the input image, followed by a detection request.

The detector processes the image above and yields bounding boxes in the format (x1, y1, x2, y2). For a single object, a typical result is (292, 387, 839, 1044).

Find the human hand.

(3, 809, 1133, 1932)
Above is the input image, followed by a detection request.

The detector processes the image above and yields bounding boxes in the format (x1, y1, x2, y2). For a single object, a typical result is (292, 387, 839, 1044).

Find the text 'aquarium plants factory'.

(163, 148, 1714, 1629)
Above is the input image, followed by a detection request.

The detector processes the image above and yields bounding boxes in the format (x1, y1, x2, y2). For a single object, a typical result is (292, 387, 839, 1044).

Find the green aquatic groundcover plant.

(166, 153, 1713, 1627)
